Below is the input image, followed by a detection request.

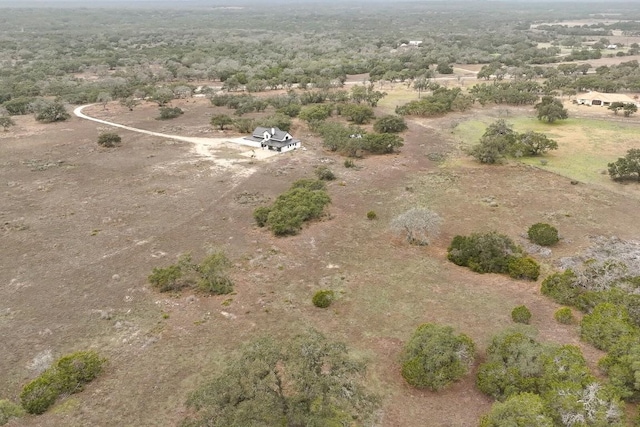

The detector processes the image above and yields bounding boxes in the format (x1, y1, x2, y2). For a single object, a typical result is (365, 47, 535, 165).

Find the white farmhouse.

(244, 127, 301, 153)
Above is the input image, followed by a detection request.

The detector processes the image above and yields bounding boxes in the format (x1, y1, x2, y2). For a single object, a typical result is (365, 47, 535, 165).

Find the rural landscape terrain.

(1, 1, 640, 426)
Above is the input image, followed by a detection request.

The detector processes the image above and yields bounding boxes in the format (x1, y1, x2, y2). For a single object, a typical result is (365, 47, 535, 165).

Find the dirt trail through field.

(73, 105, 276, 160)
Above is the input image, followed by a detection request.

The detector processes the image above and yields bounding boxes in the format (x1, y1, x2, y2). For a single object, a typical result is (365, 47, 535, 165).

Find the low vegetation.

(400, 323, 475, 391)
(527, 223, 559, 246)
(97, 132, 121, 147)
(312, 290, 335, 308)
(511, 305, 532, 324)
(157, 106, 183, 120)
(554, 307, 574, 325)
(254, 179, 330, 236)
(0, 400, 24, 426)
(148, 251, 233, 295)
(20, 351, 105, 415)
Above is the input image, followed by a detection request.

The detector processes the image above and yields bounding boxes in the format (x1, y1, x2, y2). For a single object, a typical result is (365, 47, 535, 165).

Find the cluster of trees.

(4, 2, 640, 118)
(148, 251, 234, 295)
(477, 331, 626, 426)
(314, 121, 404, 157)
(396, 86, 472, 116)
(253, 179, 331, 236)
(608, 102, 638, 117)
(447, 231, 540, 280)
(468, 119, 559, 164)
(608, 149, 640, 182)
(540, 236, 640, 402)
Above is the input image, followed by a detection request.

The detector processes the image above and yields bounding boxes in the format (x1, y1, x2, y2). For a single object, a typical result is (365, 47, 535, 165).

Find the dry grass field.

(1, 94, 639, 426)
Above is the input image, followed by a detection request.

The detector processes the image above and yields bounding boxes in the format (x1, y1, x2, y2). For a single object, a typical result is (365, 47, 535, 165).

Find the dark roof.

(251, 127, 293, 142)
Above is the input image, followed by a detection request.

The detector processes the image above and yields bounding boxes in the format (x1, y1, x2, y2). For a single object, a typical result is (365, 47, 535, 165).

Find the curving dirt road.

(73, 104, 277, 160)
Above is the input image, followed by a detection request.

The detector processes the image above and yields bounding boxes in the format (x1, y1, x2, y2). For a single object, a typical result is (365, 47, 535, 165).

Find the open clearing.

(1, 95, 640, 426)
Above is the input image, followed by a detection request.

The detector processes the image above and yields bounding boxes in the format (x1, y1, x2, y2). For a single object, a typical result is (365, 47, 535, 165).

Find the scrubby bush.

(540, 270, 579, 306)
(598, 336, 640, 401)
(362, 133, 403, 154)
(253, 206, 271, 227)
(511, 305, 532, 324)
(197, 251, 234, 295)
(158, 106, 183, 120)
(149, 252, 233, 295)
(580, 303, 639, 351)
(97, 132, 121, 147)
(34, 101, 70, 123)
(400, 323, 475, 391)
(20, 351, 105, 415)
(312, 290, 334, 308)
(479, 393, 553, 427)
(476, 331, 546, 400)
(253, 179, 330, 236)
(0, 400, 25, 425)
(298, 104, 333, 122)
(507, 256, 540, 281)
(447, 232, 524, 275)
(366, 210, 377, 220)
(554, 307, 574, 324)
(373, 115, 407, 133)
(344, 159, 355, 168)
(315, 165, 336, 181)
(527, 223, 559, 246)
(148, 264, 184, 292)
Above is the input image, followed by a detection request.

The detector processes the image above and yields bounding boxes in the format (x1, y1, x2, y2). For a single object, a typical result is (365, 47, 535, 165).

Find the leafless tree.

(391, 207, 442, 245)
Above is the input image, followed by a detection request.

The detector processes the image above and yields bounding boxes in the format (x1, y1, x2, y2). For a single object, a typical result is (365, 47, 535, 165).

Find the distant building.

(408, 40, 423, 46)
(607, 44, 618, 49)
(575, 91, 638, 107)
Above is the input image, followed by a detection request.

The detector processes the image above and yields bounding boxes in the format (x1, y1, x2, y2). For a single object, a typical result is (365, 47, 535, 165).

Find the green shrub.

(34, 101, 70, 123)
(0, 400, 25, 425)
(447, 232, 523, 274)
(97, 132, 121, 147)
(148, 264, 184, 292)
(157, 106, 183, 120)
(315, 165, 336, 181)
(373, 115, 407, 133)
(598, 336, 640, 401)
(540, 270, 579, 306)
(511, 305, 532, 324)
(312, 290, 334, 308)
(197, 251, 234, 295)
(580, 303, 639, 351)
(20, 351, 105, 415)
(400, 323, 475, 391)
(479, 393, 553, 427)
(149, 252, 233, 295)
(254, 179, 330, 236)
(253, 206, 271, 227)
(527, 223, 559, 246)
(344, 159, 355, 168)
(507, 257, 540, 281)
(554, 307, 574, 324)
(366, 210, 377, 220)
(476, 331, 545, 400)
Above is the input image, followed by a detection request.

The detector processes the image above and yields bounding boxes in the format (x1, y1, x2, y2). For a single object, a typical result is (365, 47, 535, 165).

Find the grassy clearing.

(452, 114, 640, 186)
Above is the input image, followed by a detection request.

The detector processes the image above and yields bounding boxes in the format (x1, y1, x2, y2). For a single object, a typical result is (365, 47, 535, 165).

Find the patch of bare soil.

(1, 99, 639, 426)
